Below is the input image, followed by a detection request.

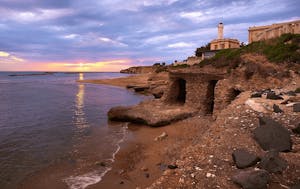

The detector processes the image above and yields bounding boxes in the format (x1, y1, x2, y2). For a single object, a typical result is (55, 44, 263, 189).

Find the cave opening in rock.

(205, 80, 218, 114)
(175, 78, 186, 104)
(227, 88, 242, 103)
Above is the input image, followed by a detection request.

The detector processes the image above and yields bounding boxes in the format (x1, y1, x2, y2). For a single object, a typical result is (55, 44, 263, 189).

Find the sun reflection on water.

(78, 73, 84, 81)
(75, 73, 88, 129)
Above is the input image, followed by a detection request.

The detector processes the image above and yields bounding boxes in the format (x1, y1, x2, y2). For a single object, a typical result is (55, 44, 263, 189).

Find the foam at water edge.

(64, 168, 112, 189)
(63, 123, 128, 189)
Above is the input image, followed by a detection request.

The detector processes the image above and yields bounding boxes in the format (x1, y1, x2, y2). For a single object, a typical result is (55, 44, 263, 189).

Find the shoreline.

(17, 72, 300, 189)
(78, 73, 150, 88)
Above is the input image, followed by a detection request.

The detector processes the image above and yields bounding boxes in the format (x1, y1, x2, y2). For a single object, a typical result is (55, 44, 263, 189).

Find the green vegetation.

(199, 33, 300, 68)
(195, 43, 210, 57)
(171, 64, 190, 69)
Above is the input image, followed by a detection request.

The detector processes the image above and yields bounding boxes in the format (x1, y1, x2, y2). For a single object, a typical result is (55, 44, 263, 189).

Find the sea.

(0, 72, 148, 189)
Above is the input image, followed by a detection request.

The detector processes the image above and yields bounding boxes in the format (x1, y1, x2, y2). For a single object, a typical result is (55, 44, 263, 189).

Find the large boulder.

(232, 149, 260, 169)
(258, 150, 288, 173)
(232, 169, 270, 189)
(253, 117, 292, 152)
(293, 103, 300, 112)
(108, 101, 197, 127)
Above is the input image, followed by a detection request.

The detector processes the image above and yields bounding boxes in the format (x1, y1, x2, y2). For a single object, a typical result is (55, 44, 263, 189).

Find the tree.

(195, 43, 210, 57)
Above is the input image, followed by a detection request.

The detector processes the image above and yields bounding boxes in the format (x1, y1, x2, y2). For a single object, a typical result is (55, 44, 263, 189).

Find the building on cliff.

(173, 23, 240, 66)
(248, 19, 300, 43)
(210, 23, 240, 50)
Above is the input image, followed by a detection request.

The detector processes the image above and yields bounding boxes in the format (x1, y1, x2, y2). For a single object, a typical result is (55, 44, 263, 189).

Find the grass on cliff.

(199, 33, 300, 69)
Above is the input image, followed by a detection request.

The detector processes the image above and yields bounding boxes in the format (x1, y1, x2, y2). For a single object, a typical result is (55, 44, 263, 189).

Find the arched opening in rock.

(205, 80, 218, 114)
(175, 78, 186, 104)
(227, 88, 241, 104)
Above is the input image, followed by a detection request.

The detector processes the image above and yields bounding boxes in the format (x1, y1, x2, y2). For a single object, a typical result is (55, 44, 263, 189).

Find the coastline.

(80, 73, 212, 188)
(87, 117, 213, 189)
(17, 72, 300, 189)
(78, 73, 150, 88)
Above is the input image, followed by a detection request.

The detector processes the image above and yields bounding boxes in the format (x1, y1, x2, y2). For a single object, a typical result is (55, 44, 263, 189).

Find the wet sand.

(88, 117, 212, 189)
(78, 74, 150, 88)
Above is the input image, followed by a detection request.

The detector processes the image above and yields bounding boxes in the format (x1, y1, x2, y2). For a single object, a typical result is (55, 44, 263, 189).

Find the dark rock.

(253, 117, 292, 152)
(266, 92, 283, 100)
(153, 91, 164, 99)
(273, 104, 283, 113)
(281, 100, 289, 104)
(251, 92, 262, 98)
(262, 89, 272, 94)
(95, 161, 106, 167)
(258, 150, 288, 173)
(144, 173, 150, 178)
(119, 181, 124, 184)
(291, 183, 300, 189)
(292, 123, 300, 134)
(293, 103, 300, 112)
(133, 86, 149, 92)
(232, 149, 260, 169)
(168, 164, 178, 169)
(126, 85, 135, 89)
(232, 169, 270, 189)
(286, 91, 297, 96)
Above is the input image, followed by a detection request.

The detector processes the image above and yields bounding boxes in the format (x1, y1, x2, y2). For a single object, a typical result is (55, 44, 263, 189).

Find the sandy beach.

(80, 73, 206, 188)
(78, 74, 150, 88)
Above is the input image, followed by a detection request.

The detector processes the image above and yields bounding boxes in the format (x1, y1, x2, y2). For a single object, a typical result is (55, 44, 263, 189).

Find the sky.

(0, 0, 299, 72)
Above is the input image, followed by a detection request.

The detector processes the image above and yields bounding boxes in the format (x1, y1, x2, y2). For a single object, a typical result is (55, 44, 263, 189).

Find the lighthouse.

(218, 22, 224, 39)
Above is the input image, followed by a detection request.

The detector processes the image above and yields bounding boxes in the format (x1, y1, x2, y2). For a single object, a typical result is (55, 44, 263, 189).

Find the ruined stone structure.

(210, 23, 240, 50)
(162, 70, 235, 115)
(248, 20, 300, 43)
(162, 70, 245, 115)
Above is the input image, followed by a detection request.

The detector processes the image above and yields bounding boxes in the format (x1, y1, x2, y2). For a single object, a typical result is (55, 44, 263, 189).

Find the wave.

(63, 123, 128, 189)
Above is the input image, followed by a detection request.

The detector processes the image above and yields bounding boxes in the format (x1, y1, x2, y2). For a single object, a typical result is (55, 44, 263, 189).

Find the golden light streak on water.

(75, 73, 88, 129)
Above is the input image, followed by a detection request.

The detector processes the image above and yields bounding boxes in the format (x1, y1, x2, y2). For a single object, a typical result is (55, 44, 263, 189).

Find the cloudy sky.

(0, 0, 299, 71)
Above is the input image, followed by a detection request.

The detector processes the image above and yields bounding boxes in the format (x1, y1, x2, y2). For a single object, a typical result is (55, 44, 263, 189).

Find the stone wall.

(163, 71, 225, 115)
(248, 20, 300, 43)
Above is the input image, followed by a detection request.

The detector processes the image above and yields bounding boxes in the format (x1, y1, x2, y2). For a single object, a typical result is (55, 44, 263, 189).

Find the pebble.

(206, 172, 216, 178)
(195, 166, 203, 171)
(191, 173, 196, 178)
(141, 166, 148, 171)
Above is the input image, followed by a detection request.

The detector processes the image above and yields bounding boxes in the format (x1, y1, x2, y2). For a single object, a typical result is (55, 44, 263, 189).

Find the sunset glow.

(0, 0, 299, 72)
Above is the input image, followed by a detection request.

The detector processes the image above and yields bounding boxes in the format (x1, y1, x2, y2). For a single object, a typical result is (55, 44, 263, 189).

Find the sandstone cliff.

(120, 66, 156, 74)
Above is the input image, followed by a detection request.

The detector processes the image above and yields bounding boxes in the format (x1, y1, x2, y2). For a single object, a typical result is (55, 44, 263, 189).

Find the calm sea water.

(0, 72, 147, 189)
